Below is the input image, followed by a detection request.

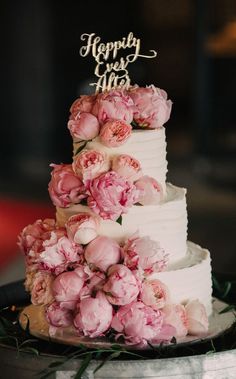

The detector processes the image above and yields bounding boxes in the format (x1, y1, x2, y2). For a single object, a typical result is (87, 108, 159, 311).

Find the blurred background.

(0, 0, 235, 285)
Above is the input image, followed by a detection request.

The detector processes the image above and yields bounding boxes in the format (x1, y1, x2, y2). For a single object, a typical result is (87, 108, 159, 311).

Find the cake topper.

(80, 32, 157, 93)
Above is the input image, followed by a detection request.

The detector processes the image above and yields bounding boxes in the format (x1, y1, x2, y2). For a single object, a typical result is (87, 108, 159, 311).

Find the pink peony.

(87, 171, 140, 221)
(185, 300, 209, 336)
(31, 271, 54, 306)
(39, 236, 83, 274)
(129, 85, 172, 129)
(74, 291, 113, 338)
(112, 154, 142, 182)
(68, 112, 100, 141)
(18, 218, 56, 256)
(103, 264, 139, 305)
(92, 89, 134, 125)
(70, 94, 96, 116)
(46, 301, 73, 328)
(163, 304, 188, 338)
(111, 301, 174, 346)
(84, 236, 121, 272)
(135, 176, 163, 205)
(52, 271, 84, 310)
(140, 279, 170, 310)
(72, 150, 110, 183)
(48, 164, 86, 208)
(123, 235, 168, 273)
(79, 271, 106, 300)
(66, 213, 99, 245)
(99, 120, 132, 147)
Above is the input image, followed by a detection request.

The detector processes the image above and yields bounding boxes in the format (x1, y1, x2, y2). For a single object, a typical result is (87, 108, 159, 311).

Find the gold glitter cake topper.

(80, 32, 157, 93)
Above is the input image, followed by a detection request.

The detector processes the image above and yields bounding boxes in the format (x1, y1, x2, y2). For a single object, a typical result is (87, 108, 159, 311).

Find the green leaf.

(94, 351, 121, 374)
(20, 347, 39, 356)
(116, 215, 122, 225)
(219, 305, 236, 314)
(74, 352, 93, 378)
(48, 361, 64, 369)
(74, 141, 87, 155)
(79, 198, 88, 206)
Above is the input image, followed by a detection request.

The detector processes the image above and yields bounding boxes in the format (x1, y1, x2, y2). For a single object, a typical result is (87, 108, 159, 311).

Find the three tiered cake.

(18, 84, 211, 347)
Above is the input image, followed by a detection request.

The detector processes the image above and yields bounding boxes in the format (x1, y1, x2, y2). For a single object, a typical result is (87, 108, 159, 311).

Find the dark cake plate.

(19, 298, 235, 350)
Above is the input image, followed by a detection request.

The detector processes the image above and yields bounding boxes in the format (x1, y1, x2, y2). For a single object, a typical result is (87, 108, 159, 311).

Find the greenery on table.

(0, 274, 235, 378)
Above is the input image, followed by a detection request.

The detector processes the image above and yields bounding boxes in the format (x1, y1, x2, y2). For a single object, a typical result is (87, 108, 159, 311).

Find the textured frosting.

(73, 127, 168, 192)
(149, 242, 212, 316)
(56, 183, 188, 263)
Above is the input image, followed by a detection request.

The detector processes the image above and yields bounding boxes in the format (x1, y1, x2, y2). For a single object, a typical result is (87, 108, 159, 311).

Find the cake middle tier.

(73, 127, 168, 192)
(56, 183, 188, 264)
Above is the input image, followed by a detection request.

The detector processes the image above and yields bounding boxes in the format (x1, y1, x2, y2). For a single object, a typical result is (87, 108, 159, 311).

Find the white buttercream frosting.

(149, 241, 212, 316)
(73, 127, 168, 192)
(56, 183, 188, 263)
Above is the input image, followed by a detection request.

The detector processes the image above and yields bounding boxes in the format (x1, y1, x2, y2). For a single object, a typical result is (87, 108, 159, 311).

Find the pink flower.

(87, 171, 140, 221)
(135, 176, 163, 205)
(18, 218, 56, 256)
(129, 85, 172, 129)
(123, 235, 168, 273)
(68, 112, 100, 141)
(74, 291, 113, 338)
(70, 94, 96, 115)
(103, 264, 139, 305)
(92, 89, 134, 125)
(79, 271, 106, 300)
(140, 279, 170, 310)
(84, 236, 121, 272)
(46, 301, 73, 327)
(185, 300, 209, 336)
(111, 301, 173, 346)
(99, 120, 132, 147)
(31, 271, 54, 306)
(52, 271, 84, 310)
(39, 236, 83, 274)
(72, 150, 109, 183)
(48, 164, 86, 208)
(163, 304, 188, 338)
(66, 213, 99, 245)
(112, 154, 142, 182)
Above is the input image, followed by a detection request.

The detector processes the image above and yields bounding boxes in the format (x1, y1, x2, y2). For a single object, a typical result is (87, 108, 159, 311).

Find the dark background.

(0, 0, 236, 281)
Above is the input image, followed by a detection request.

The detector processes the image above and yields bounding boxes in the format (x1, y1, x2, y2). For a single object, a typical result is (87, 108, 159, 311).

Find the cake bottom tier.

(149, 241, 212, 316)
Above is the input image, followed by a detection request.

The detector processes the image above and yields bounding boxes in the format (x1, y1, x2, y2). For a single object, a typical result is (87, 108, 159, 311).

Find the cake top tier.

(68, 86, 172, 145)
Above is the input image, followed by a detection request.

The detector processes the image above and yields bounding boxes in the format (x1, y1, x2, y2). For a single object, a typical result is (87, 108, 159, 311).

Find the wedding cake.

(18, 83, 212, 347)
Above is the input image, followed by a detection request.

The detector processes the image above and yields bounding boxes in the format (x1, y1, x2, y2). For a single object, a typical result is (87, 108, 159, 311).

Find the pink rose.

(46, 301, 73, 328)
(111, 301, 171, 346)
(163, 304, 188, 338)
(31, 271, 54, 306)
(48, 164, 86, 208)
(84, 236, 121, 272)
(68, 112, 100, 141)
(123, 235, 168, 273)
(99, 120, 132, 147)
(129, 85, 172, 129)
(39, 236, 83, 274)
(70, 94, 96, 116)
(74, 291, 113, 338)
(52, 271, 84, 309)
(140, 279, 170, 310)
(103, 264, 139, 305)
(135, 176, 163, 205)
(66, 213, 99, 245)
(72, 150, 109, 183)
(185, 300, 209, 336)
(92, 89, 134, 125)
(112, 154, 142, 182)
(87, 171, 140, 221)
